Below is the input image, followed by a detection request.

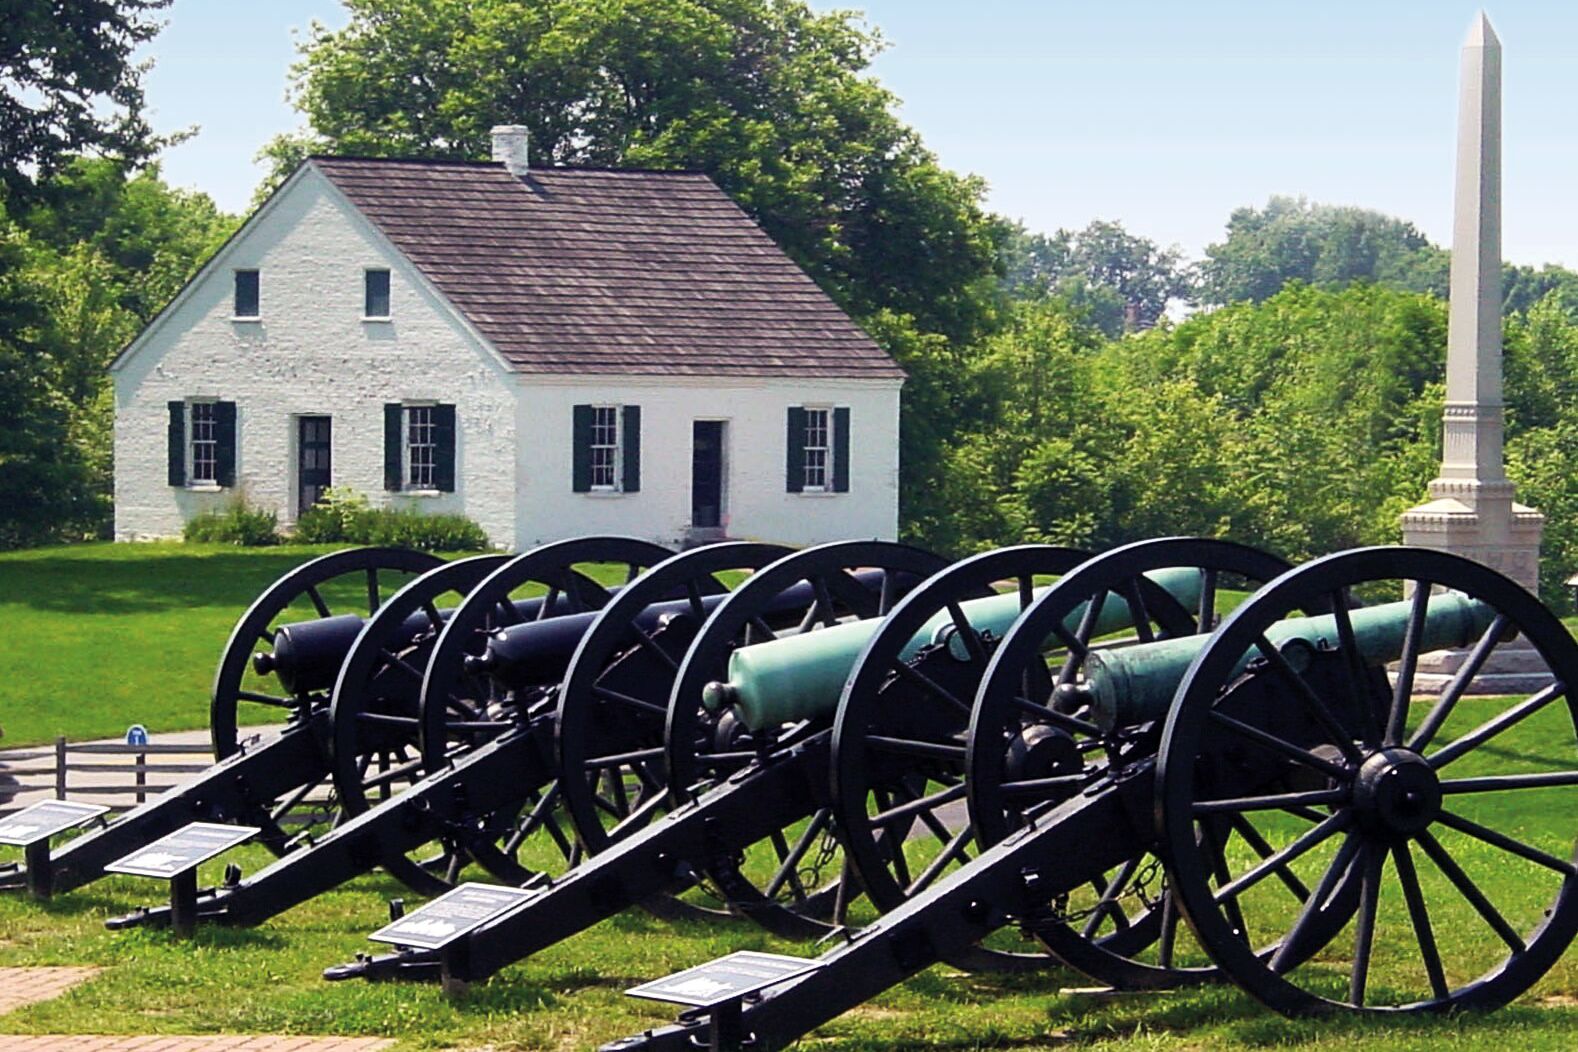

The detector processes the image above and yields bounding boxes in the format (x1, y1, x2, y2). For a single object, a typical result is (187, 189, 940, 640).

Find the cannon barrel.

(1086, 590, 1500, 730)
(475, 567, 908, 687)
(257, 592, 573, 695)
(705, 567, 1204, 732)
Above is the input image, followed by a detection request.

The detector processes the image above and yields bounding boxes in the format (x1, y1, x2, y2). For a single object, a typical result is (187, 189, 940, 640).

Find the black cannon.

(605, 544, 1578, 1049)
(107, 540, 915, 929)
(323, 540, 1216, 986)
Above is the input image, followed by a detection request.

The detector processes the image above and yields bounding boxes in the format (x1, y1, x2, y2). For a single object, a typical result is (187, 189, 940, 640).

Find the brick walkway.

(0, 967, 102, 1015)
(0, 1039, 394, 1050)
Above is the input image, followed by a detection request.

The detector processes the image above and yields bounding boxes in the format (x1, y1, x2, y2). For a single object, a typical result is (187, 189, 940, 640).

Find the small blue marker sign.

(125, 725, 149, 747)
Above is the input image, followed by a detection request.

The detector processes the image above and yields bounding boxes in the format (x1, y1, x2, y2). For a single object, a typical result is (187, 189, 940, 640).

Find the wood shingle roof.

(312, 157, 903, 380)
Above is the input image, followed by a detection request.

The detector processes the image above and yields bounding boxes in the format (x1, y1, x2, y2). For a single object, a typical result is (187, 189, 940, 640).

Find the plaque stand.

(170, 867, 200, 938)
(25, 839, 53, 900)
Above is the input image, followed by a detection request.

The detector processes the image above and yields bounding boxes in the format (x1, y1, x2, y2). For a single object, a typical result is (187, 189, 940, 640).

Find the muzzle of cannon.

(608, 545, 1578, 1051)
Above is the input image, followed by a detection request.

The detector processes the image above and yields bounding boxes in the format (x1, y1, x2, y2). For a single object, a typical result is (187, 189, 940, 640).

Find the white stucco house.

(110, 127, 904, 549)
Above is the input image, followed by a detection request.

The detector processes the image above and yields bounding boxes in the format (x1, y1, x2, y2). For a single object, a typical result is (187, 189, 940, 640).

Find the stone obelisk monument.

(1402, 12, 1543, 592)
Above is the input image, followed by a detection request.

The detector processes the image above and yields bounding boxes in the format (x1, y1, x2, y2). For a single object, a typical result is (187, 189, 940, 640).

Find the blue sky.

(138, 1, 1578, 267)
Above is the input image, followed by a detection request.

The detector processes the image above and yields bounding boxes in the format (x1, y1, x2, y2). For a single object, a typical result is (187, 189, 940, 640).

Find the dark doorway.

(298, 416, 332, 513)
(692, 421, 724, 529)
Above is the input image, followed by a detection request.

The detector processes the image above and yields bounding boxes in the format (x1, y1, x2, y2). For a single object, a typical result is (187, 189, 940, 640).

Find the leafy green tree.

(1198, 196, 1445, 306)
(0, 161, 235, 546)
(274, 0, 1002, 343)
(0, 0, 172, 195)
(1000, 219, 1190, 334)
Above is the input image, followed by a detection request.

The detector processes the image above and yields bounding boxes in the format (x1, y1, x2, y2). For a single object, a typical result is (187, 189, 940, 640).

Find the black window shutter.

(433, 403, 457, 492)
(621, 405, 641, 493)
(384, 403, 403, 491)
(572, 404, 593, 492)
(214, 401, 238, 487)
(833, 406, 850, 493)
(167, 401, 185, 486)
(785, 407, 807, 493)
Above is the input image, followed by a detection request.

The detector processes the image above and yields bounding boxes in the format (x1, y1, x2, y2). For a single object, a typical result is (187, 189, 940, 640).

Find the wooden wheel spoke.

(378, 648, 426, 682)
(1268, 832, 1361, 974)
(865, 735, 966, 763)
(366, 568, 381, 614)
(1327, 593, 1382, 747)
(535, 587, 560, 621)
(1228, 813, 1313, 901)
(1436, 809, 1578, 877)
(1017, 574, 1035, 611)
(891, 660, 971, 716)
(360, 754, 425, 792)
(1081, 856, 1141, 939)
(629, 623, 679, 671)
(268, 775, 324, 824)
(999, 774, 1089, 797)
(686, 579, 708, 620)
(305, 585, 330, 618)
(869, 782, 967, 826)
(1121, 578, 1156, 644)
(1215, 812, 1346, 905)
(355, 712, 420, 727)
(1255, 634, 1363, 762)
(764, 808, 830, 900)
(1197, 568, 1218, 633)
(421, 600, 444, 627)
(1428, 682, 1565, 769)
(1210, 710, 1352, 780)
(1385, 583, 1433, 745)
(1413, 828, 1526, 952)
(813, 577, 840, 629)
(1409, 614, 1511, 751)
(1348, 840, 1385, 1006)
(1392, 840, 1449, 1000)
(237, 690, 294, 707)
(1438, 770, 1578, 794)
(945, 601, 988, 663)
(583, 745, 666, 770)
(903, 822, 974, 897)
(1157, 889, 1181, 968)
(1010, 695, 1100, 736)
(1191, 787, 1347, 816)
(593, 685, 667, 718)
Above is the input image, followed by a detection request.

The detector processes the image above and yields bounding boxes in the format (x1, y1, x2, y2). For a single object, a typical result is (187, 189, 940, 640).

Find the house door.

(298, 416, 332, 513)
(691, 421, 724, 529)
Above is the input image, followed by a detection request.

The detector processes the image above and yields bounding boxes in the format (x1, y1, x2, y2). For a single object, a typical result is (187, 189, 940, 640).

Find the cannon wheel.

(1157, 546, 1578, 1015)
(418, 537, 675, 884)
(210, 546, 441, 855)
(666, 540, 947, 937)
(968, 537, 1292, 987)
(830, 545, 1090, 971)
(327, 555, 511, 894)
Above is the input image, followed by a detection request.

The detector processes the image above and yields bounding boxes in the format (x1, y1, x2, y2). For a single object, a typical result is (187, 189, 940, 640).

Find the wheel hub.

(1352, 747, 1440, 835)
(1005, 724, 1082, 783)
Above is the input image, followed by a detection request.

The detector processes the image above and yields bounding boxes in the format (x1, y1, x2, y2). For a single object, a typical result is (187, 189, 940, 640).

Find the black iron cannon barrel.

(471, 567, 907, 686)
(257, 590, 589, 695)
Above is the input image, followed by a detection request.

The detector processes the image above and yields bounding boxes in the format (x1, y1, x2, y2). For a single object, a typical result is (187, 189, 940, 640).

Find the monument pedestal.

(1401, 480, 1544, 595)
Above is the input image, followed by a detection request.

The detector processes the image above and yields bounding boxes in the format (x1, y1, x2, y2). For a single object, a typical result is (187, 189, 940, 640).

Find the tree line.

(7, 0, 1578, 605)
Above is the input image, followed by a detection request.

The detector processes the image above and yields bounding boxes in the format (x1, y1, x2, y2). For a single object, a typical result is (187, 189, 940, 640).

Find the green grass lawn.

(0, 542, 372, 747)
(0, 543, 1573, 1049)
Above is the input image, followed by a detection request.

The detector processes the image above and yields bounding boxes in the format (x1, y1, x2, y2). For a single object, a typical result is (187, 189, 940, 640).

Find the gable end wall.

(113, 171, 517, 543)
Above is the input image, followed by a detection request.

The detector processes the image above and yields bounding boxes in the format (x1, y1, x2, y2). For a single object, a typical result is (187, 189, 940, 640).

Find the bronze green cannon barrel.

(704, 566, 1204, 731)
(1085, 589, 1501, 730)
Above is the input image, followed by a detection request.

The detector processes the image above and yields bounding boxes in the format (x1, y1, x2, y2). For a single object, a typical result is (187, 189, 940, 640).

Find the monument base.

(1397, 639, 1552, 696)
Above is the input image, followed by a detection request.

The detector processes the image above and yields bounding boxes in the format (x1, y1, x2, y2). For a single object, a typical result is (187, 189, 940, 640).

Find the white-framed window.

(189, 401, 218, 484)
(364, 268, 391, 319)
(233, 269, 259, 318)
(590, 405, 620, 490)
(405, 404, 436, 490)
(802, 406, 830, 491)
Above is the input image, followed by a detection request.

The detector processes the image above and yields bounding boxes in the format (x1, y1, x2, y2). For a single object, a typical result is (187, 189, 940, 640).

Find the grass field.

(0, 542, 1574, 1049)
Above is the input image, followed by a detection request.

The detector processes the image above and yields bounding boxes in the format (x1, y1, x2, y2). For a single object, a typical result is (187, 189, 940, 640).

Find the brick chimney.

(490, 125, 530, 176)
